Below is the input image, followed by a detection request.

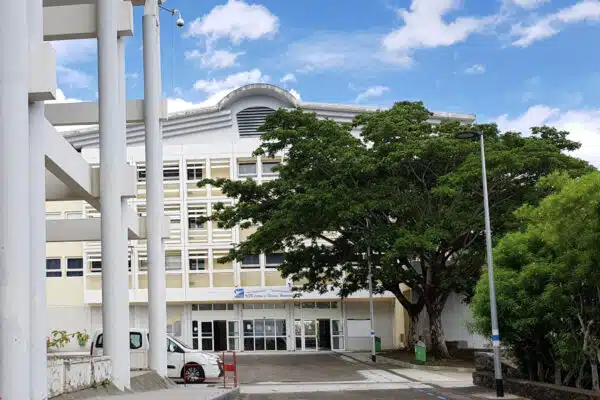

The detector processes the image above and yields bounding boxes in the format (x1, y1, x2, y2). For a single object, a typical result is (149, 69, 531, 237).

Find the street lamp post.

(366, 218, 376, 362)
(456, 130, 504, 398)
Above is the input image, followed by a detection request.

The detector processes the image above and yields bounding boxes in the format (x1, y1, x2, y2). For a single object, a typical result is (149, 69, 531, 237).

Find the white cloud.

(511, 1, 600, 47)
(186, 0, 279, 44)
(49, 88, 83, 103)
(382, 0, 493, 65)
(193, 69, 270, 94)
(465, 64, 486, 74)
(286, 32, 409, 73)
(280, 73, 297, 84)
(289, 88, 301, 101)
(355, 86, 390, 103)
(185, 48, 244, 69)
(508, 0, 550, 8)
(56, 65, 93, 89)
(167, 90, 233, 113)
(493, 105, 600, 167)
(51, 39, 96, 65)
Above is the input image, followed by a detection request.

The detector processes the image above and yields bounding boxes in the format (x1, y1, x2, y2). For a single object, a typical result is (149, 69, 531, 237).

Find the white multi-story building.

(46, 83, 482, 353)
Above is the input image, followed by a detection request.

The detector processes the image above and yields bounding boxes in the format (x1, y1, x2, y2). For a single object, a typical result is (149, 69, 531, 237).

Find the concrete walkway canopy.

(0, 0, 170, 398)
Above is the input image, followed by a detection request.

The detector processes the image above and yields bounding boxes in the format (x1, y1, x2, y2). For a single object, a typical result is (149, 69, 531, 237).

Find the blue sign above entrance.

(233, 287, 293, 300)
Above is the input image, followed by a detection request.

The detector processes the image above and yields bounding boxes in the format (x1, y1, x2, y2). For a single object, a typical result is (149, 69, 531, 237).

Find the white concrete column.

(116, 36, 132, 388)
(0, 0, 32, 398)
(97, 0, 128, 390)
(143, 1, 167, 376)
(28, 0, 48, 398)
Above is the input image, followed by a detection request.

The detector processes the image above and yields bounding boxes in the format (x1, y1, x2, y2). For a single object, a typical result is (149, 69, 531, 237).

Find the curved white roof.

(62, 83, 476, 148)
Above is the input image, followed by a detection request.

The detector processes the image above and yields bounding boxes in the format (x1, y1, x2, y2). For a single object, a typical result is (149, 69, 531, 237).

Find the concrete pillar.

(143, 1, 167, 376)
(28, 0, 48, 398)
(97, 0, 128, 390)
(116, 36, 131, 388)
(0, 0, 32, 398)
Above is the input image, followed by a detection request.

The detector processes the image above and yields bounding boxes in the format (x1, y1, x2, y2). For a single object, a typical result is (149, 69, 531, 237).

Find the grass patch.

(381, 348, 477, 369)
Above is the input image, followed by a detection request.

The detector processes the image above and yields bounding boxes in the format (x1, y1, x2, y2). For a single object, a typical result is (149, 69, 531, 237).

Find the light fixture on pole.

(456, 130, 504, 398)
(159, 3, 185, 27)
(366, 217, 376, 362)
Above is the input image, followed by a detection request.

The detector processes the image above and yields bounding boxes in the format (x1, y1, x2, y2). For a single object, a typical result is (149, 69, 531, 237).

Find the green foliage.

(472, 172, 600, 388)
(47, 329, 71, 350)
(202, 101, 591, 358)
(72, 330, 89, 345)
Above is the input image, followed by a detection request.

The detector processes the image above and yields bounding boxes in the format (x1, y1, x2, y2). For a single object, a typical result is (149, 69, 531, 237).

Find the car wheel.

(182, 363, 205, 383)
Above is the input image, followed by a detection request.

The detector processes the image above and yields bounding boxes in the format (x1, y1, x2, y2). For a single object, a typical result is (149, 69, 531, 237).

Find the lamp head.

(455, 130, 482, 140)
(175, 10, 184, 27)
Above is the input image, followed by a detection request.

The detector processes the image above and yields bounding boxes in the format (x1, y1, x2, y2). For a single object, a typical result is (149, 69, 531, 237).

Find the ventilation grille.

(236, 106, 275, 136)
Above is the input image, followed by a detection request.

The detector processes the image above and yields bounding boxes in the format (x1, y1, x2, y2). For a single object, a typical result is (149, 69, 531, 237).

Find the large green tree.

(201, 102, 591, 358)
(472, 172, 600, 390)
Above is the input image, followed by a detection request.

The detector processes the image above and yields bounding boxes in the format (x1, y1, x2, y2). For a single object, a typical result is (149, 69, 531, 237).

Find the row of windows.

(83, 252, 285, 274)
(46, 257, 84, 277)
(191, 303, 235, 311)
(136, 160, 280, 182)
(189, 302, 339, 311)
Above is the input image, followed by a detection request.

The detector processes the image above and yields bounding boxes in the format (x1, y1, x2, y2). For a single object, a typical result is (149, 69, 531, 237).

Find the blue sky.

(53, 0, 600, 165)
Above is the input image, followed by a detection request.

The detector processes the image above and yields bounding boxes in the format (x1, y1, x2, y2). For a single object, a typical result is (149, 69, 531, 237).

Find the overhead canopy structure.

(0, 0, 170, 398)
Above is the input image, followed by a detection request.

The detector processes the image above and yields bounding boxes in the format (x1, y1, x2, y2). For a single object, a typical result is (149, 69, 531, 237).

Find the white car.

(90, 329, 223, 383)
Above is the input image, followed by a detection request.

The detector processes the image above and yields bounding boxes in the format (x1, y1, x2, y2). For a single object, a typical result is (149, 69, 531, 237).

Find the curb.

(211, 387, 240, 400)
(341, 352, 475, 373)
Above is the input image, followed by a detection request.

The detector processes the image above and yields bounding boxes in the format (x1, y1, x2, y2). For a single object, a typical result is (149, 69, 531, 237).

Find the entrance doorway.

(214, 320, 227, 351)
(318, 319, 331, 350)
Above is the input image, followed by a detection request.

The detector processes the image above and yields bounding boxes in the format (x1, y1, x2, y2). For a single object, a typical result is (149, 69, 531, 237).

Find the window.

(238, 162, 257, 177)
(192, 303, 234, 311)
(91, 260, 102, 273)
(137, 165, 146, 181)
(46, 258, 62, 278)
(262, 162, 280, 176)
(188, 216, 205, 230)
(265, 253, 284, 268)
(139, 259, 148, 272)
(66, 258, 83, 277)
(187, 163, 203, 180)
(189, 258, 205, 271)
(163, 164, 180, 181)
(96, 334, 103, 348)
(129, 332, 143, 349)
(165, 252, 181, 271)
(241, 255, 260, 269)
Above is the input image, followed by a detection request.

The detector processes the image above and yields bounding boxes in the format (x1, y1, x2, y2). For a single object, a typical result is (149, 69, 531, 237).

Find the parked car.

(90, 328, 223, 382)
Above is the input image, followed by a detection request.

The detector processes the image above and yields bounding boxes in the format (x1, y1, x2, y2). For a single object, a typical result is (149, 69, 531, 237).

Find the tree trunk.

(407, 314, 419, 349)
(427, 306, 450, 359)
(554, 360, 561, 385)
(537, 360, 544, 382)
(591, 359, 599, 391)
(576, 362, 585, 388)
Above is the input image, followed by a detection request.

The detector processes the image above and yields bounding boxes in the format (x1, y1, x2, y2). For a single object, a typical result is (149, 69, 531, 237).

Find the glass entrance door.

(191, 320, 214, 351)
(294, 319, 345, 351)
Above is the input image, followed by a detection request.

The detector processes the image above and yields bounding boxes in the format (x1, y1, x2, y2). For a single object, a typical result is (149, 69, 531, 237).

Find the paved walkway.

(108, 386, 237, 400)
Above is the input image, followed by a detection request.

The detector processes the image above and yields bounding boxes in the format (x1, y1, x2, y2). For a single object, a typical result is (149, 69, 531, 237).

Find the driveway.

(234, 352, 510, 400)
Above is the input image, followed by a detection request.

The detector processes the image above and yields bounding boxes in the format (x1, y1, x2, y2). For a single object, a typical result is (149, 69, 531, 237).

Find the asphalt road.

(233, 353, 500, 400)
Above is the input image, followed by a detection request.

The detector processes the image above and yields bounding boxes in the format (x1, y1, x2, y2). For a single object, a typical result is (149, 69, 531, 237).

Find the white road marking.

(241, 382, 432, 394)
(359, 369, 410, 382)
(391, 369, 474, 388)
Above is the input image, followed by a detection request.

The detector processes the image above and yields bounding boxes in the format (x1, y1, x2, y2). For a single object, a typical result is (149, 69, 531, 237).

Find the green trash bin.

(415, 342, 426, 362)
(375, 336, 381, 353)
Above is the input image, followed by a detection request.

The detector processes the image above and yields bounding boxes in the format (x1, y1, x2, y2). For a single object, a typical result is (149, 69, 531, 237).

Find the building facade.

(46, 84, 483, 353)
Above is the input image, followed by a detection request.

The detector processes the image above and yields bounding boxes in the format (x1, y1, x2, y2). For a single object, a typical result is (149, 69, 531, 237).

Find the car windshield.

(169, 335, 192, 350)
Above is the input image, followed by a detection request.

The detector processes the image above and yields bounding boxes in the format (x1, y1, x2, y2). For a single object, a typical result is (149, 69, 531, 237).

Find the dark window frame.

(46, 258, 62, 278)
(66, 257, 84, 277)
